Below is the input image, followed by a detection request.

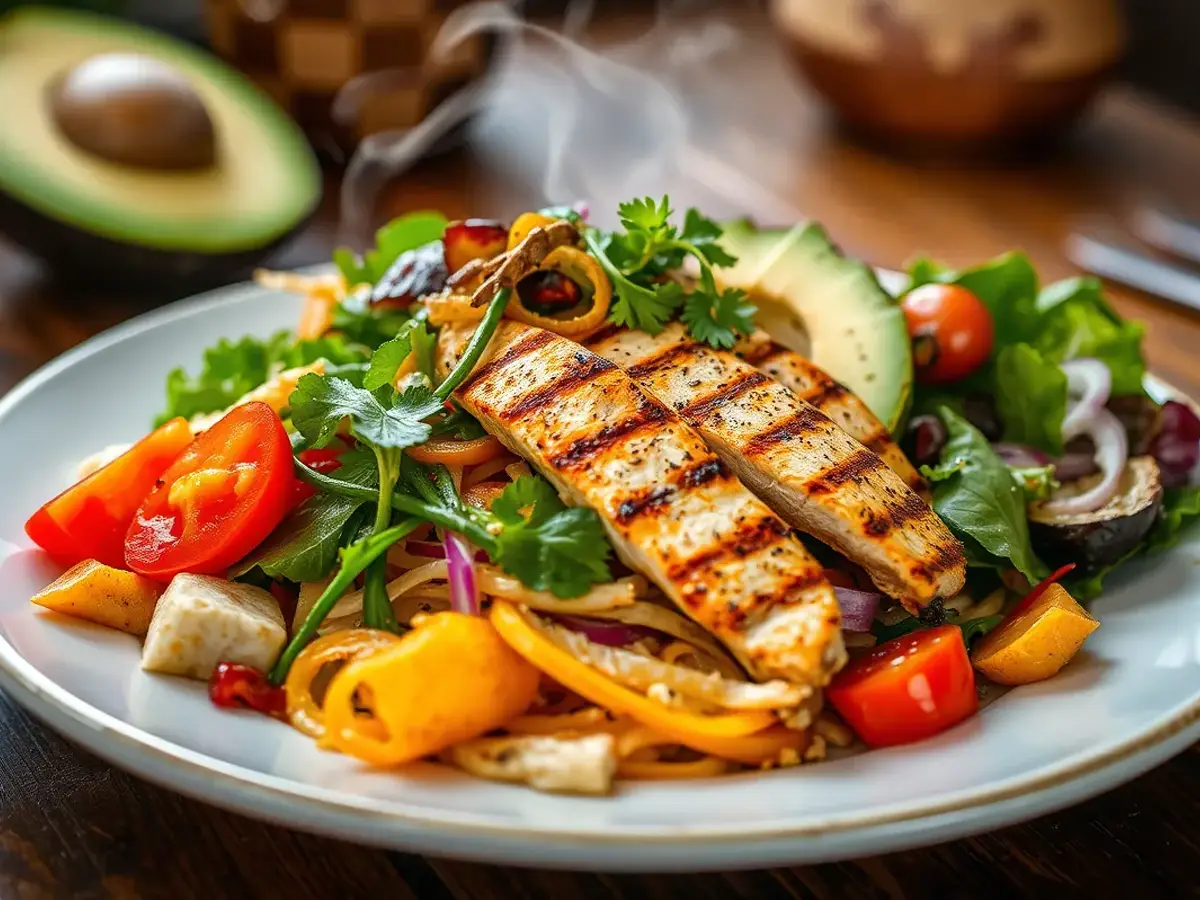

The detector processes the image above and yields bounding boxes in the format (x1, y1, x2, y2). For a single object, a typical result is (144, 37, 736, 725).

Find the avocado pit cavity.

(49, 53, 216, 170)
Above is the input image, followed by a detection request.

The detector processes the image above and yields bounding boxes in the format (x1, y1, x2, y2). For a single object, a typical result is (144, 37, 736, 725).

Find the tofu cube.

(141, 574, 286, 680)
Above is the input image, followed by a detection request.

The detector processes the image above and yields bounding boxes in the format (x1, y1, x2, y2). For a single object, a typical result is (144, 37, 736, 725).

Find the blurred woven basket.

(204, 0, 493, 163)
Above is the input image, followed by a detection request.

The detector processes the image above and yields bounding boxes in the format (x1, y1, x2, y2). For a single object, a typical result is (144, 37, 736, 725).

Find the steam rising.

(339, 0, 806, 244)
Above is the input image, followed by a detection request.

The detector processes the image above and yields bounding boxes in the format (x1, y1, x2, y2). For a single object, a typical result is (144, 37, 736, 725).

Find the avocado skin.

(0, 188, 314, 293)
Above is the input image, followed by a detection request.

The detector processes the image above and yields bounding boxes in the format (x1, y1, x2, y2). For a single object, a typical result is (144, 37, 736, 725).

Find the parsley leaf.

(585, 196, 748, 346)
(681, 287, 757, 349)
(682, 208, 737, 267)
(290, 374, 443, 450)
(489, 477, 612, 599)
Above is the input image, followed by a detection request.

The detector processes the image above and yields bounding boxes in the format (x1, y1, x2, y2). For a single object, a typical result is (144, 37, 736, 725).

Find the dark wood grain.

(1, 9, 1199, 898)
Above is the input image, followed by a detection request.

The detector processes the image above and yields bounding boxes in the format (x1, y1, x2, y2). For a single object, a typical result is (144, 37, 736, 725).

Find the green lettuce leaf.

(155, 331, 369, 426)
(1032, 276, 1146, 395)
(921, 407, 1048, 583)
(333, 212, 449, 287)
(994, 343, 1067, 454)
(234, 450, 378, 583)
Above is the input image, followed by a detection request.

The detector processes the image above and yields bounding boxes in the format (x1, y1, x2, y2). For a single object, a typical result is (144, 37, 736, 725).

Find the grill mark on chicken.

(462, 328, 555, 391)
(911, 539, 968, 579)
(775, 568, 833, 605)
(548, 400, 670, 470)
(667, 513, 789, 582)
(680, 370, 772, 421)
(805, 449, 887, 495)
(863, 492, 934, 536)
(677, 457, 731, 490)
(497, 355, 617, 420)
(612, 456, 730, 524)
(624, 340, 700, 380)
(863, 430, 896, 457)
(740, 405, 829, 456)
(615, 485, 675, 524)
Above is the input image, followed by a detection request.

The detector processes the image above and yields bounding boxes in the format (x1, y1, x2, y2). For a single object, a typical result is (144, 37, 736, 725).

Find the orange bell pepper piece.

(322, 612, 540, 766)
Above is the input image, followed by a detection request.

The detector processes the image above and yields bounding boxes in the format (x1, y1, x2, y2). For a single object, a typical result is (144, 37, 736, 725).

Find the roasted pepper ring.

(284, 629, 403, 740)
(505, 246, 612, 338)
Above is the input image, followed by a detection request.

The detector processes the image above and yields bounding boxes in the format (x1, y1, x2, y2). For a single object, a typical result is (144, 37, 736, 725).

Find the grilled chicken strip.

(736, 333, 925, 492)
(437, 321, 847, 688)
(584, 323, 966, 609)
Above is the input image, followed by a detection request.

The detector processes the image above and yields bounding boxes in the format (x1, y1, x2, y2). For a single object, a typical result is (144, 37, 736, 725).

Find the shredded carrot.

(462, 481, 508, 511)
(297, 290, 339, 340)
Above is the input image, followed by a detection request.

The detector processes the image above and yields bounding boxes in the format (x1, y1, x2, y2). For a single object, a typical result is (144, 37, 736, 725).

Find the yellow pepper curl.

(322, 612, 541, 766)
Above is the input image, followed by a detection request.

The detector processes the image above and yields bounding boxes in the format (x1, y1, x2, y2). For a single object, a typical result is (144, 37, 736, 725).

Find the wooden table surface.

(2, 11, 1200, 898)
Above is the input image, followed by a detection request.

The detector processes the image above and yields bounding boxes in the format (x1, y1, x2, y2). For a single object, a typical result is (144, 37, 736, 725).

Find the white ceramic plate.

(0, 278, 1197, 872)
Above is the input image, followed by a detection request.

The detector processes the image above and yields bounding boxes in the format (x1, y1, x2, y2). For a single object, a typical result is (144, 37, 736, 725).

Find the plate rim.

(0, 275, 1197, 863)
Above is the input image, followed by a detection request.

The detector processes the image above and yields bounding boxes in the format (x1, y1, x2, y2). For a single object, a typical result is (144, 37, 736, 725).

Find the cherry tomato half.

(826, 625, 977, 748)
(125, 402, 295, 580)
(902, 284, 994, 384)
(25, 418, 195, 569)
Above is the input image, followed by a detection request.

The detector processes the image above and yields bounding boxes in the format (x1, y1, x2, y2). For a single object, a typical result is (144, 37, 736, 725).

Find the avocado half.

(0, 8, 320, 290)
(716, 219, 913, 434)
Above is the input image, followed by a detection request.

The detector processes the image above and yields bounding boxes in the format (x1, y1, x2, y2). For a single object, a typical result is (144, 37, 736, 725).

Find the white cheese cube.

(141, 574, 285, 680)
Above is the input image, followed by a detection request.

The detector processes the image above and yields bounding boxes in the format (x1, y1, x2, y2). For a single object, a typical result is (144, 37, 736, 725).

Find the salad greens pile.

(904, 253, 1199, 601)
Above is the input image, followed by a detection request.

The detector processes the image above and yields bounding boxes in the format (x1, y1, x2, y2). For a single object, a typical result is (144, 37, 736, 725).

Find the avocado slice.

(717, 219, 913, 434)
(0, 8, 320, 289)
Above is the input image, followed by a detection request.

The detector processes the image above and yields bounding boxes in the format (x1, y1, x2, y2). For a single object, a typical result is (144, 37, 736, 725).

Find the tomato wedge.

(125, 402, 295, 580)
(826, 625, 977, 748)
(25, 418, 194, 568)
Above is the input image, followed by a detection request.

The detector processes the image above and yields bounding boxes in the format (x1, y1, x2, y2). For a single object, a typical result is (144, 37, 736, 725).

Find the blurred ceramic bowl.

(771, 0, 1125, 154)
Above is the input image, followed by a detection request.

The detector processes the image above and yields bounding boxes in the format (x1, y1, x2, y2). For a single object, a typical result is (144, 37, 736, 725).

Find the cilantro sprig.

(585, 196, 756, 348)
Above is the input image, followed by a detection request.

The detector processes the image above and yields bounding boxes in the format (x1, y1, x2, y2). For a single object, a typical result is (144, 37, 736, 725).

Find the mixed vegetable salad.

(21, 199, 1200, 794)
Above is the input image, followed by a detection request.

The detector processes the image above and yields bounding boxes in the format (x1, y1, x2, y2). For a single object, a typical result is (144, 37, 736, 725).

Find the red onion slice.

(835, 587, 882, 632)
(1061, 359, 1112, 439)
(1037, 408, 1128, 516)
(1053, 450, 1100, 482)
(554, 615, 653, 647)
(444, 532, 480, 616)
(992, 443, 1051, 468)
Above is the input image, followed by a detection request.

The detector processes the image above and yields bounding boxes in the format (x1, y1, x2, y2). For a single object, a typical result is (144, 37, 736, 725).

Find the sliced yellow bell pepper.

(507, 212, 557, 251)
(322, 612, 540, 766)
(972, 583, 1099, 686)
(489, 602, 779, 747)
(285, 629, 403, 740)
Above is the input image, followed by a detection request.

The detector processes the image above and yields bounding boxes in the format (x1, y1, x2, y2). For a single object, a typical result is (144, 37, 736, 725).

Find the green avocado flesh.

(0, 8, 319, 254)
(717, 219, 913, 434)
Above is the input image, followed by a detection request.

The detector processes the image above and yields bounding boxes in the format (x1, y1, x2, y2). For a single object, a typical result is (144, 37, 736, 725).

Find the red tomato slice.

(827, 625, 978, 748)
(25, 418, 195, 569)
(125, 402, 295, 580)
(292, 447, 344, 506)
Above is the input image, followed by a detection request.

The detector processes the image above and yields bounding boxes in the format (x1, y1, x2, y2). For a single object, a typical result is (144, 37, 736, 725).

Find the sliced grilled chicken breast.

(584, 323, 965, 609)
(437, 321, 846, 687)
(736, 333, 925, 492)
